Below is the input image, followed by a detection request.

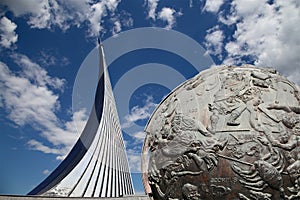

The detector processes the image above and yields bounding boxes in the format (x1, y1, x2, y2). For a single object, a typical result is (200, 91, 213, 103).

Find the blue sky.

(0, 0, 299, 195)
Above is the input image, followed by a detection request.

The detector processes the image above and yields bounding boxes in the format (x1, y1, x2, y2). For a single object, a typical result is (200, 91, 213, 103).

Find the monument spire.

(28, 42, 134, 197)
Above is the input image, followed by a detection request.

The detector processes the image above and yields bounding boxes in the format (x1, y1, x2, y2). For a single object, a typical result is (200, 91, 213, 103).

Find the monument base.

(0, 195, 150, 200)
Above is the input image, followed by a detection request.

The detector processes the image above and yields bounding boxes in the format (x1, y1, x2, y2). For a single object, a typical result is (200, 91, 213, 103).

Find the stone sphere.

(142, 65, 300, 200)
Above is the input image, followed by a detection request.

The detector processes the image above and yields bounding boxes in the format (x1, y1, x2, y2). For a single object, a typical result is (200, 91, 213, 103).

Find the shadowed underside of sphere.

(143, 65, 300, 200)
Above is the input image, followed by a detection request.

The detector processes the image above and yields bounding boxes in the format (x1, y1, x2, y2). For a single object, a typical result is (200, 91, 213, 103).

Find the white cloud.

(30, 107, 87, 160)
(28, 140, 62, 155)
(231, 0, 266, 17)
(146, 0, 159, 20)
(88, 2, 107, 37)
(0, 16, 18, 48)
(87, 0, 124, 37)
(0, 0, 52, 29)
(12, 54, 65, 90)
(108, 11, 133, 36)
(126, 148, 143, 173)
(205, 0, 300, 84)
(0, 0, 48, 16)
(112, 20, 122, 35)
(204, 26, 224, 59)
(38, 50, 70, 67)
(0, 0, 88, 30)
(0, 61, 59, 127)
(158, 7, 178, 30)
(121, 96, 157, 129)
(218, 10, 238, 26)
(144, 1, 182, 29)
(121, 15, 134, 28)
(0, 58, 88, 160)
(203, 0, 224, 13)
(43, 169, 50, 175)
(132, 131, 146, 141)
(0, 0, 125, 37)
(189, 0, 193, 8)
(105, 0, 121, 12)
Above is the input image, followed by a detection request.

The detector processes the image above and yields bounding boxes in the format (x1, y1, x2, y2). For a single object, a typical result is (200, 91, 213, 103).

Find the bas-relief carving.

(144, 65, 300, 200)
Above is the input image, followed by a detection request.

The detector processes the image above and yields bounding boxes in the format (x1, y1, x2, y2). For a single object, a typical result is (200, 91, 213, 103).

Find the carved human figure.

(188, 149, 215, 171)
(239, 87, 263, 132)
(256, 103, 300, 155)
(145, 66, 300, 200)
(161, 119, 172, 140)
(271, 130, 299, 151)
(148, 114, 206, 182)
(182, 183, 201, 200)
(156, 113, 226, 174)
(207, 104, 219, 133)
(212, 72, 248, 126)
(286, 153, 300, 186)
(161, 95, 179, 119)
(265, 104, 300, 125)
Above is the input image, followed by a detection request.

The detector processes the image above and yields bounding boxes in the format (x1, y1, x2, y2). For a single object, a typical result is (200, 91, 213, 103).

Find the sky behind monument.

(0, 0, 299, 195)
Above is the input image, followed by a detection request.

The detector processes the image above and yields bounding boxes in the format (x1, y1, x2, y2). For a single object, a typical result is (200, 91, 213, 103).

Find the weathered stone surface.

(142, 65, 300, 200)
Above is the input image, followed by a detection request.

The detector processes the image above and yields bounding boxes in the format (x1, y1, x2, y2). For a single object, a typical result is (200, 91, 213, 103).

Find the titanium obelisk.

(28, 41, 134, 197)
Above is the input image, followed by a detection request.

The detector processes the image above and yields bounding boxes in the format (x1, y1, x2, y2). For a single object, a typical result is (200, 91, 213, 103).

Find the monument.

(28, 42, 134, 197)
(142, 65, 300, 200)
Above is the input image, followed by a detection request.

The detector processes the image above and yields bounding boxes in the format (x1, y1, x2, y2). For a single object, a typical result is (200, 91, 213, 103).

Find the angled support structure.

(28, 42, 134, 197)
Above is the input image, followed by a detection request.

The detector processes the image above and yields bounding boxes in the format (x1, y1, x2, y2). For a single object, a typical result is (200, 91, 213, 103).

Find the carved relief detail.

(144, 66, 300, 200)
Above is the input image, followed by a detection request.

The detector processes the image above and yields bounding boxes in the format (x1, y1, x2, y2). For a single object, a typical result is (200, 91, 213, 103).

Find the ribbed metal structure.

(28, 43, 134, 197)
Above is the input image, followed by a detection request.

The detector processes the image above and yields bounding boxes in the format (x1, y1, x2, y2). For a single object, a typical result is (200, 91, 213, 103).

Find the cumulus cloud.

(144, 1, 182, 29)
(145, 0, 159, 20)
(27, 108, 88, 160)
(204, 0, 300, 84)
(121, 96, 157, 129)
(158, 7, 178, 30)
(0, 0, 49, 16)
(121, 96, 152, 171)
(113, 20, 122, 34)
(80, 0, 125, 37)
(38, 50, 70, 67)
(0, 61, 59, 127)
(28, 140, 63, 155)
(121, 96, 155, 172)
(105, 0, 120, 12)
(127, 148, 143, 173)
(11, 54, 65, 90)
(203, 0, 224, 13)
(0, 16, 18, 48)
(1, 0, 52, 29)
(204, 26, 224, 59)
(132, 131, 146, 141)
(0, 0, 89, 30)
(0, 0, 126, 37)
(0, 57, 88, 160)
(88, 2, 107, 37)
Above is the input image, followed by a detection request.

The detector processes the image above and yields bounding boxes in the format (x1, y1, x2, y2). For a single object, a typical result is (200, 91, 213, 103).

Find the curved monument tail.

(28, 43, 134, 197)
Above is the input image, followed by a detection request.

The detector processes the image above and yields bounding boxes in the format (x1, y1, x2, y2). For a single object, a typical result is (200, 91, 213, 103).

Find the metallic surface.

(0, 195, 149, 200)
(142, 65, 300, 200)
(28, 44, 134, 197)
